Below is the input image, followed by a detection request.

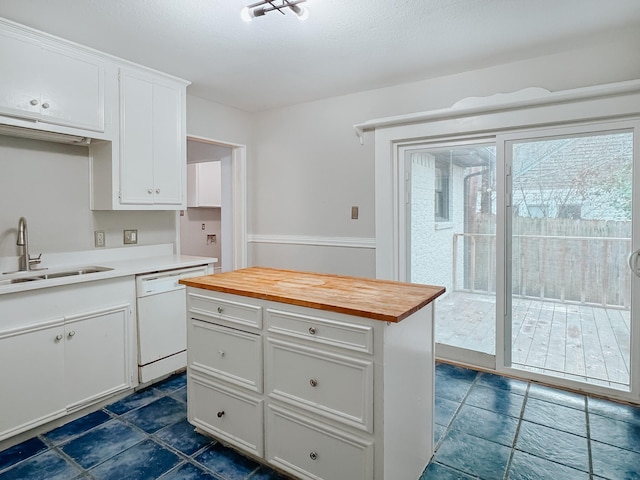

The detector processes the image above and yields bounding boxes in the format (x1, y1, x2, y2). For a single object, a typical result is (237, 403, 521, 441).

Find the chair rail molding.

(248, 234, 375, 249)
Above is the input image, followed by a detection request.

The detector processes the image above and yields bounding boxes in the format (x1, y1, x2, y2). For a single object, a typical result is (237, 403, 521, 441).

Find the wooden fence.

(453, 216, 632, 308)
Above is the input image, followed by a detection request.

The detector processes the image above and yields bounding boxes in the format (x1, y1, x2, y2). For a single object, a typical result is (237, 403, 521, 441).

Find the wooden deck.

(436, 291, 631, 389)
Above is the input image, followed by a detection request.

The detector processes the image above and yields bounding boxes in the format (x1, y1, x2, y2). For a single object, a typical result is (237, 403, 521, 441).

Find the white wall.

(0, 135, 175, 259)
(179, 207, 221, 265)
(248, 28, 640, 277)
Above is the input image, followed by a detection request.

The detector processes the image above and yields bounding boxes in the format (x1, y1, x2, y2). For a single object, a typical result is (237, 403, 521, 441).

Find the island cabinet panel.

(189, 373, 263, 457)
(266, 337, 373, 432)
(266, 403, 374, 480)
(184, 268, 443, 480)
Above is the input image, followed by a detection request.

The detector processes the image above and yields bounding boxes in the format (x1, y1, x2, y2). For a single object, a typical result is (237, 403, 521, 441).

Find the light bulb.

(296, 6, 309, 20)
(240, 6, 253, 22)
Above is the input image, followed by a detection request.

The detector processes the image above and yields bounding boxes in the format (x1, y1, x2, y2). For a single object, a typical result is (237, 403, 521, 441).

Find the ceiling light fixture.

(241, 0, 309, 21)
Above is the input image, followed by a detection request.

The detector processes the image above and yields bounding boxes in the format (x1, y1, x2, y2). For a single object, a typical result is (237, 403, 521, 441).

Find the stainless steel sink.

(0, 277, 42, 286)
(40, 266, 113, 279)
(0, 266, 113, 285)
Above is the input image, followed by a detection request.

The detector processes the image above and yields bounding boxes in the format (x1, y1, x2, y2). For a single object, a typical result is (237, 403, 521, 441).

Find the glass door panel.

(408, 143, 497, 358)
(508, 130, 633, 390)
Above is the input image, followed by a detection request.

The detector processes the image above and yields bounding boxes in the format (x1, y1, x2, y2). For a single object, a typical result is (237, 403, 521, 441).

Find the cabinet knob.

(147, 189, 153, 194)
(309, 451, 318, 461)
(217, 410, 225, 418)
(30, 99, 39, 106)
(218, 350, 225, 357)
(308, 326, 317, 335)
(68, 330, 76, 338)
(42, 102, 50, 109)
(217, 306, 223, 314)
(55, 334, 63, 341)
(155, 188, 160, 194)
(309, 378, 318, 388)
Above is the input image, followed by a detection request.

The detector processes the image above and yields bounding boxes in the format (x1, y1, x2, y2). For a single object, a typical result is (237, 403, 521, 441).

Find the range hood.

(0, 124, 92, 145)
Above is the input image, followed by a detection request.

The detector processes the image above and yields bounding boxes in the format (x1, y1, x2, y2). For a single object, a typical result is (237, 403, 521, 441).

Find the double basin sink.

(0, 266, 113, 286)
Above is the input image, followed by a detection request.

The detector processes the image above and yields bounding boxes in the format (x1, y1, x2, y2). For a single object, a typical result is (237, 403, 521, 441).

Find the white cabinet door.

(187, 162, 222, 207)
(40, 44, 104, 132)
(120, 71, 155, 205)
(0, 322, 66, 441)
(0, 29, 41, 120)
(152, 82, 183, 204)
(119, 68, 184, 208)
(0, 28, 104, 132)
(65, 306, 129, 410)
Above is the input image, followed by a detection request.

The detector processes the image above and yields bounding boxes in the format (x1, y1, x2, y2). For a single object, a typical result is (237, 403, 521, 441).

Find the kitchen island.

(180, 267, 445, 480)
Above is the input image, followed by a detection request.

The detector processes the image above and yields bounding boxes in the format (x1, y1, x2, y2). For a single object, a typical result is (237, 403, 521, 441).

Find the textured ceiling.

(1, 0, 639, 112)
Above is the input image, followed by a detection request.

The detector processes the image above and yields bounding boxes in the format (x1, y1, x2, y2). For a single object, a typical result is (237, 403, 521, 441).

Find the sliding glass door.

(404, 120, 639, 396)
(505, 127, 635, 391)
(405, 142, 497, 365)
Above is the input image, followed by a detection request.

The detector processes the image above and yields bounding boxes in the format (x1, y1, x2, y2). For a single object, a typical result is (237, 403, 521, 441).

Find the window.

(435, 160, 450, 221)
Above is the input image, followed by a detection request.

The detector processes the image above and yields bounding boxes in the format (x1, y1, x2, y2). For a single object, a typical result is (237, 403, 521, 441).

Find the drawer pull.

(308, 326, 317, 335)
(309, 378, 318, 388)
(217, 306, 224, 314)
(218, 350, 225, 357)
(217, 410, 225, 418)
(309, 451, 318, 461)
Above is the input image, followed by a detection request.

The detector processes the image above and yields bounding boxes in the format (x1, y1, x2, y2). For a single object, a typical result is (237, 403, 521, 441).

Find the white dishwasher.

(136, 265, 209, 383)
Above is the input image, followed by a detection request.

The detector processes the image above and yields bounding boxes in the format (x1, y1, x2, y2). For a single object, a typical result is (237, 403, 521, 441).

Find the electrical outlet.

(123, 229, 138, 245)
(207, 234, 217, 245)
(94, 230, 105, 248)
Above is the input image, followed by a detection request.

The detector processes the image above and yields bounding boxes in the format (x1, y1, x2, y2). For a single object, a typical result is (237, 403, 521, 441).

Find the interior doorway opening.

(179, 135, 247, 272)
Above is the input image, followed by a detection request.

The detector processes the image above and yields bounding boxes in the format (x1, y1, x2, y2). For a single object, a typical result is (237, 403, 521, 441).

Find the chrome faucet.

(16, 217, 42, 271)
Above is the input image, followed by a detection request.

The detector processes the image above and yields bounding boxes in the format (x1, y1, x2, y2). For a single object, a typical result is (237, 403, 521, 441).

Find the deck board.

(435, 291, 630, 388)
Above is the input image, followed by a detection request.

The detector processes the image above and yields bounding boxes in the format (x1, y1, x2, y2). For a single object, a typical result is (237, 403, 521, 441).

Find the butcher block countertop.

(179, 267, 445, 323)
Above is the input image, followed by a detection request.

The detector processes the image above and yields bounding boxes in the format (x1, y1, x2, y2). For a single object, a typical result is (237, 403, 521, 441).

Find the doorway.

(179, 136, 247, 272)
(400, 120, 639, 400)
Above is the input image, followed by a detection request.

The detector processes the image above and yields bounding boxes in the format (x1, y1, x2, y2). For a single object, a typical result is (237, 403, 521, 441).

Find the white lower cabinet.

(0, 321, 66, 438)
(0, 278, 136, 442)
(64, 306, 130, 410)
(187, 287, 435, 480)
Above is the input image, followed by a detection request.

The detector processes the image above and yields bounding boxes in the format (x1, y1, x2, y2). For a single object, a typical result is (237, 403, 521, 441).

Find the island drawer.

(189, 373, 263, 457)
(266, 308, 373, 355)
(266, 338, 373, 432)
(187, 290, 262, 329)
(188, 318, 262, 393)
(266, 404, 373, 480)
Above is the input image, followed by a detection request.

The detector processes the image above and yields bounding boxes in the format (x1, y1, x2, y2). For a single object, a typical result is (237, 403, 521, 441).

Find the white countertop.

(0, 244, 216, 295)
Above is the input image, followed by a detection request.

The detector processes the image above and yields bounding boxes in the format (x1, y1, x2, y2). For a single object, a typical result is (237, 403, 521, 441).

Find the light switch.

(351, 206, 359, 219)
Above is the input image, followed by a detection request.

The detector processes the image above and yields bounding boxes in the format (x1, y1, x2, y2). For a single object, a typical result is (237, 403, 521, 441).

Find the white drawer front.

(189, 374, 263, 457)
(266, 338, 373, 432)
(267, 404, 373, 480)
(188, 292, 262, 329)
(188, 319, 262, 393)
(266, 308, 373, 354)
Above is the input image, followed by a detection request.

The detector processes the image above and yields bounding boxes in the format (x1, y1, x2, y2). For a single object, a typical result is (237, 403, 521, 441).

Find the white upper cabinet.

(0, 27, 104, 132)
(187, 162, 222, 208)
(91, 67, 189, 210)
(119, 68, 186, 207)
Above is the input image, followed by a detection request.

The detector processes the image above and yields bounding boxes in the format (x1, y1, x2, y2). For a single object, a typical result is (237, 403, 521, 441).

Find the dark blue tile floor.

(421, 363, 640, 480)
(0, 373, 288, 480)
(2, 366, 639, 479)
